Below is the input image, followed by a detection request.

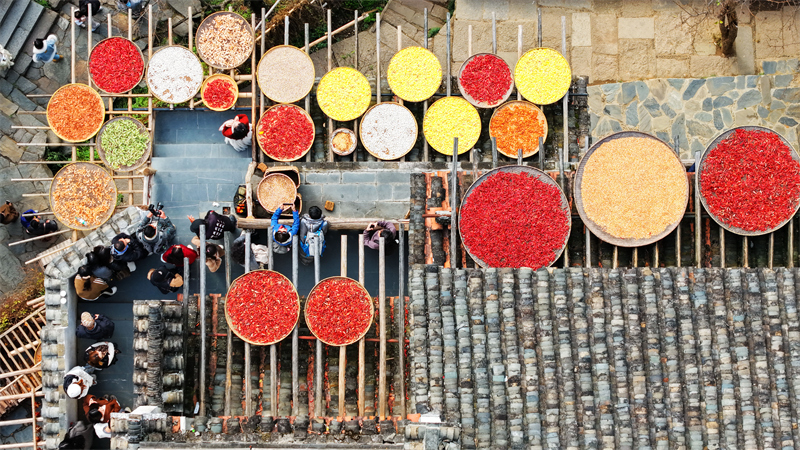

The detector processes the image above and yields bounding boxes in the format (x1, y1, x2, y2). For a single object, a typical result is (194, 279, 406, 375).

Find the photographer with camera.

(136, 203, 176, 255)
(188, 209, 236, 241)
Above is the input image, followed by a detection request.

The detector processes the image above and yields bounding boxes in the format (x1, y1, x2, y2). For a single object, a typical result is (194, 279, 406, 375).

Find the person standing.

(188, 210, 236, 241)
(136, 208, 176, 255)
(110, 231, 147, 271)
(64, 366, 96, 399)
(299, 206, 329, 265)
(32, 35, 60, 63)
(73, 0, 102, 31)
(147, 266, 183, 294)
(192, 236, 225, 272)
(271, 204, 299, 255)
(84, 342, 120, 370)
(219, 114, 252, 152)
(74, 267, 117, 301)
(0, 201, 18, 225)
(76, 312, 115, 340)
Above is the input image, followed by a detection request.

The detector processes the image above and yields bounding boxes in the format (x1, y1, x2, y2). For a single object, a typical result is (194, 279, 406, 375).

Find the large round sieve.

(458, 165, 571, 269)
(573, 131, 689, 247)
(195, 11, 254, 70)
(698, 125, 800, 236)
(457, 53, 514, 108)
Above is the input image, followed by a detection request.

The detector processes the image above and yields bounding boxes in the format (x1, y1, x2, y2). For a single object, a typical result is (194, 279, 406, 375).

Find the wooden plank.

(378, 236, 387, 419)
(358, 233, 366, 416)
(339, 234, 347, 416)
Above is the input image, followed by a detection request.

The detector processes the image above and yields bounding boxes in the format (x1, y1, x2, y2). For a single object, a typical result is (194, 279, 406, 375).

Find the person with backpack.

(188, 210, 236, 241)
(74, 266, 117, 301)
(135, 208, 176, 255)
(271, 204, 299, 255)
(147, 266, 183, 294)
(85, 246, 129, 281)
(299, 206, 329, 266)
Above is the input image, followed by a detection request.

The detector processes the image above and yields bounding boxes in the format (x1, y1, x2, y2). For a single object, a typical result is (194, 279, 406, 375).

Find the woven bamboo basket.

(573, 131, 689, 247)
(330, 128, 357, 156)
(257, 173, 298, 214)
(698, 125, 800, 236)
(359, 102, 417, 160)
(49, 162, 117, 231)
(46, 83, 105, 143)
(145, 45, 203, 104)
(256, 45, 315, 104)
(201, 73, 238, 111)
(255, 104, 315, 162)
(304, 276, 374, 347)
(488, 100, 548, 158)
(224, 270, 300, 346)
(89, 36, 145, 94)
(457, 53, 515, 109)
(459, 165, 571, 269)
(96, 116, 152, 172)
(195, 11, 254, 70)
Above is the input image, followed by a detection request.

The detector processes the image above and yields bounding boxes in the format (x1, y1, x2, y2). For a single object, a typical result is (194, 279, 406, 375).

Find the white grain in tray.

(360, 103, 417, 160)
(257, 46, 315, 104)
(147, 47, 203, 104)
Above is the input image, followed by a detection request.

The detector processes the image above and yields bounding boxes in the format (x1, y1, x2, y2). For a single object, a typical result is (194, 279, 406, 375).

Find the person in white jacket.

(64, 366, 96, 399)
(32, 35, 61, 63)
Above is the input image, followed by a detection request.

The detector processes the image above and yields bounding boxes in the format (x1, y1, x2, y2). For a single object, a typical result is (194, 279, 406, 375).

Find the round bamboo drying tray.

(304, 276, 374, 347)
(201, 73, 238, 111)
(457, 53, 515, 108)
(46, 83, 105, 143)
(488, 100, 548, 158)
(225, 270, 300, 346)
(195, 11, 254, 70)
(330, 128, 357, 156)
(255, 104, 315, 161)
(459, 165, 571, 268)
(145, 45, 203, 104)
(699, 125, 800, 236)
(256, 45, 315, 104)
(359, 102, 417, 160)
(514, 47, 571, 105)
(96, 117, 152, 172)
(573, 131, 689, 247)
(49, 162, 117, 231)
(89, 36, 145, 94)
(257, 173, 298, 213)
(387, 46, 442, 102)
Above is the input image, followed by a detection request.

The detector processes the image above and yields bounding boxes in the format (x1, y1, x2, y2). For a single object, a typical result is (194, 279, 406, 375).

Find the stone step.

(0, 0, 16, 31)
(0, 0, 29, 48)
(5, 1, 45, 57)
(150, 156, 251, 173)
(20, 7, 59, 59)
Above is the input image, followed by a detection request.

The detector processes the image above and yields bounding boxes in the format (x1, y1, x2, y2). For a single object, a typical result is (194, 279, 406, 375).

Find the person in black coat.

(76, 312, 115, 340)
(147, 266, 183, 294)
(110, 232, 147, 271)
(187, 210, 236, 241)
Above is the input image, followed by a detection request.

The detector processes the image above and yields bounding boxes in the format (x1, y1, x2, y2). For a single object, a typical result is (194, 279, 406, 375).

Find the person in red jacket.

(219, 114, 252, 152)
(161, 244, 198, 267)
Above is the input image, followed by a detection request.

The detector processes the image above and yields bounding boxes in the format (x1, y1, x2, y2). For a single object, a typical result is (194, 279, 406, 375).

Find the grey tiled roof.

(409, 265, 800, 449)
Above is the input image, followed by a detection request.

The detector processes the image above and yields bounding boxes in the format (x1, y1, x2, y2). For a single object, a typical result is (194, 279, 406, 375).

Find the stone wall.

(409, 265, 800, 449)
(588, 58, 800, 159)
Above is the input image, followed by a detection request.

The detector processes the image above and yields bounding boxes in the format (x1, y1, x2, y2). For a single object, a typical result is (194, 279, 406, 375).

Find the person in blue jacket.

(271, 204, 299, 255)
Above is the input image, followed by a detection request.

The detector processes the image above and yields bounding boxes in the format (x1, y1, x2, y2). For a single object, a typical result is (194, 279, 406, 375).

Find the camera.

(148, 202, 164, 216)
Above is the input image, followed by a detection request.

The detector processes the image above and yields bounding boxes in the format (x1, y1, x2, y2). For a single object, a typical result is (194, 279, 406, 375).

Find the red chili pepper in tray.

(700, 128, 800, 232)
(256, 105, 314, 161)
(89, 37, 144, 94)
(305, 278, 373, 346)
(459, 54, 513, 105)
(227, 270, 299, 345)
(203, 78, 236, 109)
(460, 171, 570, 269)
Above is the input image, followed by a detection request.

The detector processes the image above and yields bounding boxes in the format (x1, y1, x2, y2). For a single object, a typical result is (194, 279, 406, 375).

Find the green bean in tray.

(100, 118, 149, 169)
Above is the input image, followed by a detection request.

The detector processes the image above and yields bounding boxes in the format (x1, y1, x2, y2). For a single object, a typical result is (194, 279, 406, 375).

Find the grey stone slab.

(342, 171, 376, 183)
(0, 0, 28, 48)
(736, 89, 762, 109)
(4, 69, 19, 84)
(323, 184, 362, 202)
(620, 83, 637, 104)
(713, 109, 723, 130)
(712, 96, 733, 109)
(779, 117, 798, 127)
(306, 172, 341, 184)
(625, 102, 638, 127)
(702, 98, 712, 111)
(393, 184, 410, 201)
(14, 76, 36, 94)
(0, 113, 12, 135)
(0, 78, 13, 97)
(772, 88, 800, 103)
(763, 60, 778, 75)
(775, 74, 794, 88)
(683, 79, 705, 100)
(5, 0, 43, 56)
(707, 77, 735, 96)
(8, 87, 37, 111)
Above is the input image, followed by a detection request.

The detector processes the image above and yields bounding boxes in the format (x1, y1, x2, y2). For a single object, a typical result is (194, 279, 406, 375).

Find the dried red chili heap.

(203, 78, 235, 109)
(257, 105, 314, 160)
(459, 54, 513, 105)
(226, 270, 299, 345)
(89, 37, 144, 93)
(701, 128, 800, 232)
(460, 171, 570, 269)
(305, 278, 373, 346)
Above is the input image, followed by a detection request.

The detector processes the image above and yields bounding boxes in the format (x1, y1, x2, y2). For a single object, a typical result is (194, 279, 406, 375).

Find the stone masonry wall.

(588, 59, 800, 159)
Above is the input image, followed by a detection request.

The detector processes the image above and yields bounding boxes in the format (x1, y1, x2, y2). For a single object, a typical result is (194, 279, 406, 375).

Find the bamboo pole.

(378, 236, 387, 419)
(87, 3, 92, 87)
(327, 9, 333, 163)
(339, 234, 347, 416)
(353, 9, 359, 162)
(358, 233, 366, 416)
(376, 12, 381, 106)
(305, 23, 311, 163)
(397, 223, 406, 418)
(8, 229, 71, 246)
(292, 235, 299, 417)
(25, 242, 77, 265)
(694, 151, 702, 266)
(307, 10, 373, 48)
(423, 9, 429, 162)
